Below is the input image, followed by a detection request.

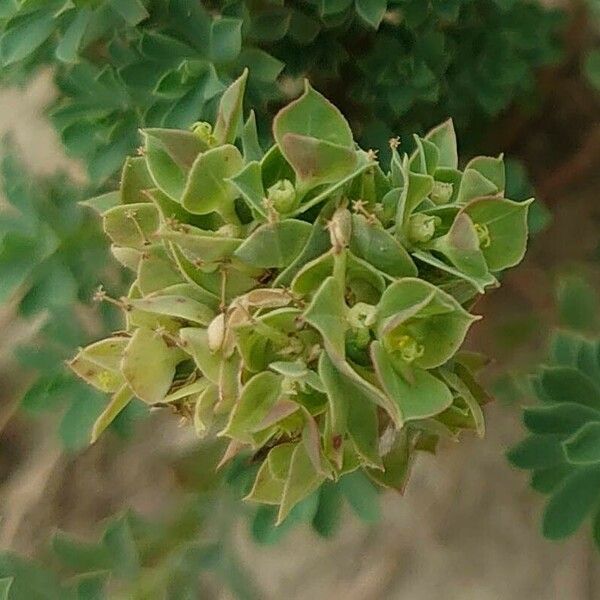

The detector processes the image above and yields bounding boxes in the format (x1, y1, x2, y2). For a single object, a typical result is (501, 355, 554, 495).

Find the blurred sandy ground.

(0, 68, 599, 600)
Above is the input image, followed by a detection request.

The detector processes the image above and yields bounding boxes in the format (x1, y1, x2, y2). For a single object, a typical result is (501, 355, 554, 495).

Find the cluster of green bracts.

(70, 70, 533, 522)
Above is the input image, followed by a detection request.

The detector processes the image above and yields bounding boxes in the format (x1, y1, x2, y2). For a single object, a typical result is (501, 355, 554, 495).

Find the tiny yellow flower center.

(191, 121, 217, 147)
(392, 334, 425, 363)
(474, 223, 491, 248)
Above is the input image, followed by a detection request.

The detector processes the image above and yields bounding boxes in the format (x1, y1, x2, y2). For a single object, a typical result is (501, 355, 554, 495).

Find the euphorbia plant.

(71, 70, 533, 523)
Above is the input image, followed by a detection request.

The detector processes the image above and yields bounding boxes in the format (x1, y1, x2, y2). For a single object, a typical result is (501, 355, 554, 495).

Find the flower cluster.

(71, 71, 533, 521)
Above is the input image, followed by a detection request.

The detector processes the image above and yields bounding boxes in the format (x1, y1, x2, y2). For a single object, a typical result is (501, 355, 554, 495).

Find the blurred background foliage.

(0, 0, 600, 598)
(0, 0, 563, 183)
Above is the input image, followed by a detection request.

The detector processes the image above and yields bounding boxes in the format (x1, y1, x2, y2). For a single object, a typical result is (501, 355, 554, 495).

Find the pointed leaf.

(462, 197, 533, 271)
(424, 119, 458, 169)
(235, 219, 312, 268)
(121, 327, 182, 404)
(181, 145, 243, 217)
(277, 442, 324, 524)
(350, 214, 417, 277)
(91, 385, 133, 443)
(542, 465, 600, 539)
(222, 371, 282, 442)
(304, 276, 347, 358)
(563, 422, 600, 465)
(214, 69, 248, 145)
(371, 341, 453, 420)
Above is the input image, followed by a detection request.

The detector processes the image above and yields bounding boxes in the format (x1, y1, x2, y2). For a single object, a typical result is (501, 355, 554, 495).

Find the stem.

(333, 248, 347, 288)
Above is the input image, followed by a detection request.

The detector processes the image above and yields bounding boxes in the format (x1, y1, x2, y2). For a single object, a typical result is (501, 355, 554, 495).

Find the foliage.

(69, 72, 533, 520)
(508, 275, 600, 550)
(0, 493, 261, 599)
(0, 144, 140, 450)
(508, 330, 600, 549)
(0, 0, 562, 183)
(0, 439, 387, 599)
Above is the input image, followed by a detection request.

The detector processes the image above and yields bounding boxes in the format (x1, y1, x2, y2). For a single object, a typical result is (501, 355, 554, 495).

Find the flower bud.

(430, 181, 453, 205)
(267, 179, 298, 214)
(328, 207, 352, 253)
(408, 213, 440, 244)
(207, 313, 225, 352)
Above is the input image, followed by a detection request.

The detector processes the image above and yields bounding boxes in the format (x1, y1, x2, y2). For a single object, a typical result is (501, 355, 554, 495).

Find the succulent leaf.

(71, 78, 532, 519)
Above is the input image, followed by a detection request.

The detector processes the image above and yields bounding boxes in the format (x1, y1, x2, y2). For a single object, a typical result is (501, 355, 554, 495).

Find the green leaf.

(52, 531, 112, 572)
(531, 464, 574, 494)
(59, 390, 106, 451)
(246, 460, 285, 505)
(396, 158, 434, 232)
(242, 111, 264, 163)
(410, 136, 440, 175)
(121, 327, 182, 404)
(542, 465, 600, 539)
(367, 429, 412, 492)
(312, 483, 343, 537)
(80, 191, 120, 214)
(143, 132, 188, 201)
(179, 327, 222, 383)
(371, 341, 453, 420)
(120, 156, 153, 204)
(273, 81, 356, 192)
(0, 9, 54, 65)
(0, 553, 67, 599)
(0, 578, 12, 600)
(563, 422, 600, 465)
(280, 134, 358, 194)
(102, 202, 159, 248)
(464, 156, 505, 194)
(228, 160, 267, 218)
(56, 8, 92, 63)
(277, 442, 324, 524)
(222, 371, 282, 442)
(319, 0, 353, 16)
(338, 471, 380, 522)
(462, 197, 532, 271)
(91, 385, 133, 444)
(214, 69, 248, 145)
(376, 278, 479, 369)
(235, 219, 312, 268)
(74, 572, 108, 600)
(425, 119, 458, 169)
(540, 366, 600, 410)
(303, 276, 347, 358)
(346, 390, 383, 469)
(160, 225, 242, 264)
(456, 167, 498, 204)
(129, 294, 214, 325)
(355, 0, 386, 28)
(181, 145, 244, 218)
(108, 0, 148, 25)
(507, 434, 566, 469)
(102, 516, 140, 579)
(68, 338, 128, 393)
(427, 212, 494, 291)
(350, 214, 417, 277)
(210, 17, 242, 62)
(523, 403, 600, 436)
(0, 1, 17, 20)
